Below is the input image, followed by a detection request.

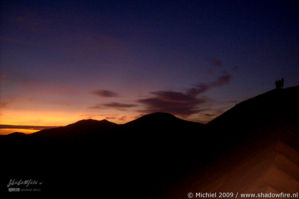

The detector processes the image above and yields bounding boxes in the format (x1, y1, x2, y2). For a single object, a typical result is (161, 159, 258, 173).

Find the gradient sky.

(0, 0, 298, 133)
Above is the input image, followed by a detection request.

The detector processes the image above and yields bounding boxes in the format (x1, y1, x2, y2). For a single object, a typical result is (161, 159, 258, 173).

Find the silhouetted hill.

(156, 86, 299, 199)
(209, 86, 299, 128)
(205, 86, 299, 152)
(33, 119, 118, 138)
(28, 113, 205, 153)
(6, 132, 26, 137)
(125, 112, 200, 126)
(0, 86, 298, 197)
(66, 119, 117, 129)
(0, 112, 206, 196)
(29, 113, 202, 138)
(124, 112, 203, 133)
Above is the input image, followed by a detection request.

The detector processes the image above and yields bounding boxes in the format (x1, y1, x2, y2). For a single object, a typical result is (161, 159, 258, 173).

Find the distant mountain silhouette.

(125, 112, 201, 127)
(0, 86, 298, 197)
(33, 112, 202, 137)
(67, 118, 117, 128)
(4, 132, 26, 137)
(33, 119, 118, 138)
(124, 112, 203, 135)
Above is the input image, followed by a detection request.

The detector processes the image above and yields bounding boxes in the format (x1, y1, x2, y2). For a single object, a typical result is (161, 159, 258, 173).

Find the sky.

(0, 0, 298, 134)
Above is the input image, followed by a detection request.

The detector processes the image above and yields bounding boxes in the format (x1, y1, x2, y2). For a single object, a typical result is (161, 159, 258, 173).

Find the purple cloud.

(138, 74, 232, 116)
(89, 102, 137, 110)
(92, 89, 118, 97)
(187, 73, 232, 96)
(103, 102, 137, 108)
(138, 91, 206, 116)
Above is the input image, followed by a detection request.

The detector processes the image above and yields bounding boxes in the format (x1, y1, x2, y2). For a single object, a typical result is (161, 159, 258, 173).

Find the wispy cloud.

(187, 73, 232, 96)
(89, 102, 137, 110)
(103, 102, 137, 108)
(138, 73, 232, 116)
(91, 89, 119, 97)
(0, 36, 32, 45)
(138, 91, 206, 116)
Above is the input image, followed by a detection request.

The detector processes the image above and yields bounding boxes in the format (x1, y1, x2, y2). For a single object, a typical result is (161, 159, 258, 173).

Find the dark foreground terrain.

(0, 86, 298, 197)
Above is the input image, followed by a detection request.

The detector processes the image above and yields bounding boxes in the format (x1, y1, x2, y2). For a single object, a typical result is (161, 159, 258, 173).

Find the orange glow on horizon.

(0, 109, 138, 128)
(0, 128, 39, 135)
(0, 110, 86, 126)
(0, 108, 214, 135)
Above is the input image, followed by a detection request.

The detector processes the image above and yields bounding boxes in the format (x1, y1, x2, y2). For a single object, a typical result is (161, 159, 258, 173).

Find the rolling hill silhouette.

(0, 86, 298, 197)
(33, 119, 118, 138)
(124, 112, 203, 128)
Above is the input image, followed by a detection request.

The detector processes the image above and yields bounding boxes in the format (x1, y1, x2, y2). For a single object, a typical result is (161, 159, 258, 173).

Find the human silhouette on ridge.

(275, 78, 284, 89)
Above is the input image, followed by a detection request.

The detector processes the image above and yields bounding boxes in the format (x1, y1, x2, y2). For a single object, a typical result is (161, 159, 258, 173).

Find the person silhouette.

(275, 78, 284, 89)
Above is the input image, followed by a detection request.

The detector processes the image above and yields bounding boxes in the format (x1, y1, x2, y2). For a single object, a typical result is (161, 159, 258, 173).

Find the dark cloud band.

(91, 89, 118, 97)
(138, 74, 232, 116)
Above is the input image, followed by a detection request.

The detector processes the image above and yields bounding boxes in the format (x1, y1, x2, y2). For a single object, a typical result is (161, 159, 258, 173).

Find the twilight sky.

(0, 0, 298, 133)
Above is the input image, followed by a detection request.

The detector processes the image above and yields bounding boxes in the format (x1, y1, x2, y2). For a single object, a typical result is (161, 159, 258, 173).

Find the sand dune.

(156, 125, 299, 199)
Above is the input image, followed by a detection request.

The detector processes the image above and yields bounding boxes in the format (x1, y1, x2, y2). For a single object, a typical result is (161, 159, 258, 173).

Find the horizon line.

(0, 112, 206, 132)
